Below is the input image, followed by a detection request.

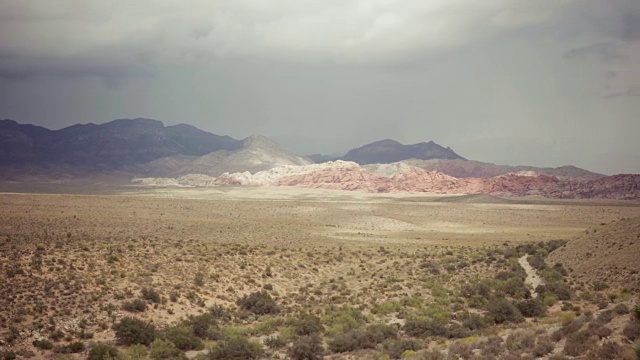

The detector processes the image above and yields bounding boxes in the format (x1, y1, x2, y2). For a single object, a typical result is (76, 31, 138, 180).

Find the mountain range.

(4, 117, 638, 200)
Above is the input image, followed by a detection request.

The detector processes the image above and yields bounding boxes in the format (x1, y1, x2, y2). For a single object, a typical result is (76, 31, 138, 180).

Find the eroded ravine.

(519, 255, 544, 298)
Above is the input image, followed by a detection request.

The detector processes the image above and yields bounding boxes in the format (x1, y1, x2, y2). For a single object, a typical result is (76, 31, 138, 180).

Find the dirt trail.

(519, 255, 543, 298)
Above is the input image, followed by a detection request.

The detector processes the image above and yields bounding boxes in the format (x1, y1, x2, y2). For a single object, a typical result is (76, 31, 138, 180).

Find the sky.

(0, 1, 639, 174)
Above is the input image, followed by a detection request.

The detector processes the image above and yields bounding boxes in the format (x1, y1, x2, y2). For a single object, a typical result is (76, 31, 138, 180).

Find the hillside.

(547, 217, 640, 291)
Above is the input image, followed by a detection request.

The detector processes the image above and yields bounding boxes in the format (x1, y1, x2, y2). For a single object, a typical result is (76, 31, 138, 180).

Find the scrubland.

(0, 187, 639, 359)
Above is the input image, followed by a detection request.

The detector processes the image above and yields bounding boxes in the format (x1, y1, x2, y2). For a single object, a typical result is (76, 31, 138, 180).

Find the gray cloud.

(0, 0, 639, 174)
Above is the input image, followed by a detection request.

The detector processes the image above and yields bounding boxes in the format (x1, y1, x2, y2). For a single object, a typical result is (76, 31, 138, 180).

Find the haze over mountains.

(2, 118, 639, 199)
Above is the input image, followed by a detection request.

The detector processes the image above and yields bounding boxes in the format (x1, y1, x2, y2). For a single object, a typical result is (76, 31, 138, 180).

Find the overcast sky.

(0, 1, 639, 174)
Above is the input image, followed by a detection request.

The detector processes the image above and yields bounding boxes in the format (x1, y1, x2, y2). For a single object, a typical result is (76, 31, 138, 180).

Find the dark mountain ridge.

(340, 139, 466, 164)
(0, 118, 242, 170)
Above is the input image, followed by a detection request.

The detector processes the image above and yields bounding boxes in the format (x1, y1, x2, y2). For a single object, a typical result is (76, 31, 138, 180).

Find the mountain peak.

(242, 135, 283, 150)
(341, 139, 464, 165)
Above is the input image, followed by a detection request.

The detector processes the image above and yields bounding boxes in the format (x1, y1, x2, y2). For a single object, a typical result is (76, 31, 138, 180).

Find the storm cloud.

(0, 0, 639, 174)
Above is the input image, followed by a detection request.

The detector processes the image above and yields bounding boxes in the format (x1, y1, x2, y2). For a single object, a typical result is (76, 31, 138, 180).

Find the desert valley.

(1, 119, 639, 360)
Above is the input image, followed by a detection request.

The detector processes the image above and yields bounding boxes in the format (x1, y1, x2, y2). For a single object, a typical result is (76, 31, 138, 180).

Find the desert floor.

(1, 186, 639, 359)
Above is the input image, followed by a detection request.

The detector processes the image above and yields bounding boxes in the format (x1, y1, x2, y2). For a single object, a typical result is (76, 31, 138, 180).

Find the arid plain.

(1, 186, 639, 359)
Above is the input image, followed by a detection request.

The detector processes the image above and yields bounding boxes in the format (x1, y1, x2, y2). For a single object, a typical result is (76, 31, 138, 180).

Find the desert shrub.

(236, 291, 278, 315)
(142, 287, 161, 303)
(597, 309, 614, 323)
(542, 281, 572, 300)
(208, 337, 264, 360)
(480, 336, 504, 357)
(613, 303, 629, 314)
(624, 319, 640, 341)
(113, 317, 156, 346)
(53, 341, 85, 354)
(546, 239, 567, 253)
(209, 304, 231, 321)
(500, 278, 530, 299)
(265, 335, 288, 349)
(532, 336, 554, 357)
(448, 341, 474, 358)
(328, 328, 374, 353)
(505, 330, 535, 352)
(294, 314, 323, 336)
(528, 255, 546, 270)
(585, 341, 625, 360)
(123, 299, 148, 313)
(32, 339, 53, 350)
(447, 324, 471, 339)
(49, 329, 65, 341)
(516, 298, 546, 318)
(592, 281, 609, 291)
(150, 338, 184, 360)
(590, 324, 612, 339)
(123, 344, 148, 360)
(160, 325, 203, 351)
(385, 339, 423, 359)
(374, 301, 402, 315)
(323, 308, 368, 337)
(462, 313, 491, 331)
(461, 280, 493, 300)
(563, 330, 596, 356)
(365, 323, 398, 343)
(486, 298, 524, 324)
(87, 343, 120, 360)
(403, 317, 448, 338)
(0, 350, 16, 360)
(415, 349, 445, 360)
(634, 304, 640, 320)
(194, 272, 205, 287)
(185, 313, 221, 340)
(290, 334, 325, 360)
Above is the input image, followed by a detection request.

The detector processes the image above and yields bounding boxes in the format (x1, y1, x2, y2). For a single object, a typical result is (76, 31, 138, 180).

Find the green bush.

(323, 308, 368, 337)
(403, 317, 448, 338)
(208, 337, 264, 360)
(236, 291, 278, 315)
(365, 323, 398, 343)
(88, 343, 120, 360)
(290, 334, 325, 360)
(185, 313, 222, 340)
(486, 298, 524, 324)
(516, 299, 547, 318)
(113, 317, 156, 346)
(32, 339, 53, 350)
(385, 339, 423, 359)
(294, 314, 324, 336)
(328, 328, 374, 353)
(461, 313, 491, 331)
(161, 326, 203, 351)
(150, 338, 184, 360)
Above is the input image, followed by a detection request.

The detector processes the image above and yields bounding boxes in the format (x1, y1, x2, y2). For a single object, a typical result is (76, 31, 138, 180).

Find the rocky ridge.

(134, 161, 640, 199)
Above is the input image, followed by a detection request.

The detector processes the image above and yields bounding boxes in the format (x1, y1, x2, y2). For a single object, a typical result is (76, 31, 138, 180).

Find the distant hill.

(404, 159, 604, 180)
(0, 118, 242, 176)
(139, 135, 311, 177)
(340, 139, 465, 165)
